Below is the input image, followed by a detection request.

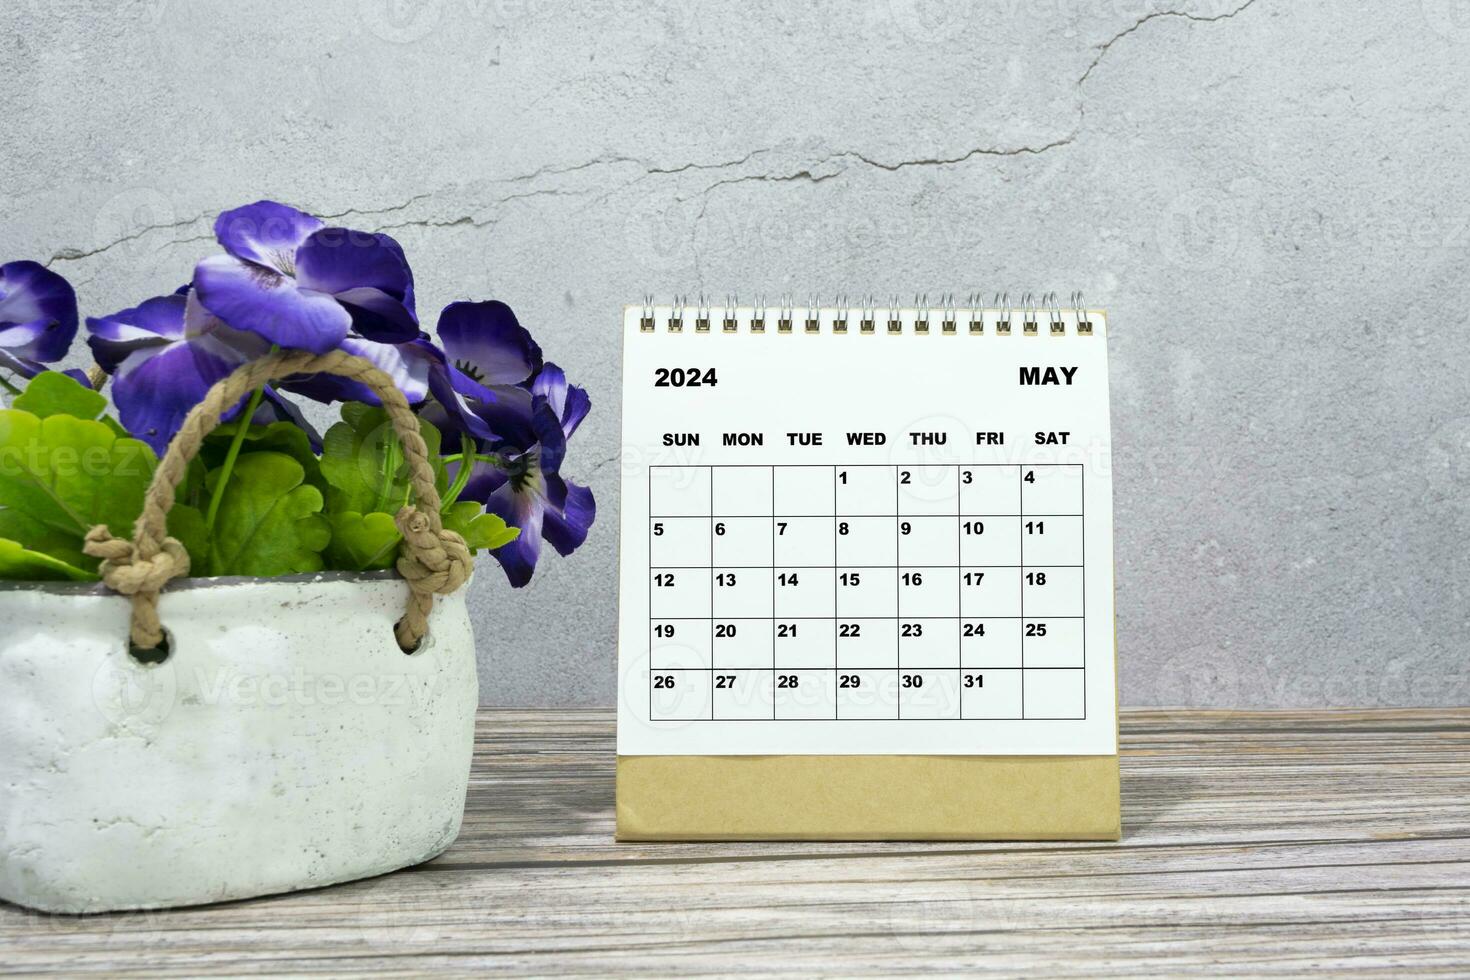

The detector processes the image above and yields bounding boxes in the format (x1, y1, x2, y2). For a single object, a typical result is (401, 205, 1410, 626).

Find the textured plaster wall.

(3, 0, 1468, 707)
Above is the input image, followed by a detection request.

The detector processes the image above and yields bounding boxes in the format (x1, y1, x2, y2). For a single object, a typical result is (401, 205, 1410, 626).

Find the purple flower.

(422, 300, 541, 448)
(421, 301, 593, 585)
(460, 363, 595, 587)
(192, 202, 434, 406)
(193, 201, 418, 354)
(0, 261, 78, 378)
(87, 289, 316, 454)
(277, 329, 438, 408)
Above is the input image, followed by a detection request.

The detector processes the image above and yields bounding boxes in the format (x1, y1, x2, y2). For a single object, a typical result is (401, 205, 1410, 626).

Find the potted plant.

(0, 202, 595, 913)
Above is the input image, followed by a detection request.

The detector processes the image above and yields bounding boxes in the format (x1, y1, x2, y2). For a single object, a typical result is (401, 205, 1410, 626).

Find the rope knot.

(83, 526, 189, 650)
(83, 526, 191, 596)
(393, 506, 472, 596)
(392, 506, 472, 651)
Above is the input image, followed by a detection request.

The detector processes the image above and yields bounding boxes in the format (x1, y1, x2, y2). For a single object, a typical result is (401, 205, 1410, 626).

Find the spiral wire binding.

(723, 294, 739, 333)
(634, 292, 1100, 335)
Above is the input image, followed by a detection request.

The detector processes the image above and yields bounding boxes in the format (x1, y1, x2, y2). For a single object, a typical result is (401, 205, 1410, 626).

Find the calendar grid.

(709, 471, 715, 721)
(893, 467, 901, 721)
(830, 464, 838, 720)
(1019, 470, 1025, 713)
(647, 464, 1087, 723)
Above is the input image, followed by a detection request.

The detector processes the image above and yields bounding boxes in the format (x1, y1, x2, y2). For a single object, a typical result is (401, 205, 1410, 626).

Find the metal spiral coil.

(636, 292, 1097, 334)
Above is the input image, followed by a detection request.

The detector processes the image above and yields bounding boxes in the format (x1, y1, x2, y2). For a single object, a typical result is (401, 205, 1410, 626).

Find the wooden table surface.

(2, 708, 1467, 976)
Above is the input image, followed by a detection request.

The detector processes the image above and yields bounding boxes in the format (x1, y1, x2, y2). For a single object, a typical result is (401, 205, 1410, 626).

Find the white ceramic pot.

(0, 571, 477, 914)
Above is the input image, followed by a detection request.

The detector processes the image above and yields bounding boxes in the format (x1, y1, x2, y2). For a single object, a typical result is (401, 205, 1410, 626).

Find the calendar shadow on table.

(458, 751, 1198, 847)
(1118, 768, 1199, 839)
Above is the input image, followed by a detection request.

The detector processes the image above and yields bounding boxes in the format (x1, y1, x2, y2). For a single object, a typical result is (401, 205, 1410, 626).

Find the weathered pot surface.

(0, 571, 477, 914)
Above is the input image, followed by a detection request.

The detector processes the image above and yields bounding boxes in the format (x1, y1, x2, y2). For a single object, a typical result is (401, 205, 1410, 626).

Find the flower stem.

(0, 374, 21, 397)
(374, 431, 400, 514)
(204, 383, 266, 536)
(442, 433, 475, 511)
(440, 451, 514, 470)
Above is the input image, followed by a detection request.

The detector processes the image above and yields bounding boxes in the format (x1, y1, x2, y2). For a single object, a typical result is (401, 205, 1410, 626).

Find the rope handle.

(83, 349, 472, 653)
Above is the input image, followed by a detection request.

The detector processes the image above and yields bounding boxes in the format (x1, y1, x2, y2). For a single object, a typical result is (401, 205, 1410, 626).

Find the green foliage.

(0, 537, 99, 581)
(0, 406, 157, 579)
(203, 420, 324, 490)
(202, 451, 330, 576)
(319, 402, 501, 572)
(12, 371, 107, 421)
(0, 508, 96, 575)
(11, 370, 128, 439)
(442, 500, 519, 552)
(323, 502, 519, 573)
(320, 403, 446, 514)
(324, 511, 401, 571)
(0, 379, 512, 583)
(166, 501, 210, 572)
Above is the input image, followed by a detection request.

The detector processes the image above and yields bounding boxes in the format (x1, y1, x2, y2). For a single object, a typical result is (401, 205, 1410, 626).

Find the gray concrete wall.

(3, 0, 1467, 707)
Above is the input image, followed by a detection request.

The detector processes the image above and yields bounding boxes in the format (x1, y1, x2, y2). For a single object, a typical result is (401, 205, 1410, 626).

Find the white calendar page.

(617, 306, 1116, 756)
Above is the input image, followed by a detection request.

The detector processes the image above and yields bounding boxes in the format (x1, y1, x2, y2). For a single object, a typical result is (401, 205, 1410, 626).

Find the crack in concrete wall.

(1078, 0, 1263, 91)
(40, 2, 1266, 271)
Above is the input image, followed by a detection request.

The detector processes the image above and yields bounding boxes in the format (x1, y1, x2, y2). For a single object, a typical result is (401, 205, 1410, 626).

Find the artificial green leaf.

(324, 511, 401, 571)
(323, 501, 520, 572)
(175, 455, 209, 511)
(442, 500, 519, 552)
(12, 371, 107, 421)
(205, 451, 330, 576)
(0, 537, 98, 581)
(6, 372, 137, 492)
(320, 403, 446, 516)
(166, 502, 209, 572)
(0, 507, 93, 570)
(0, 410, 156, 582)
(203, 421, 324, 490)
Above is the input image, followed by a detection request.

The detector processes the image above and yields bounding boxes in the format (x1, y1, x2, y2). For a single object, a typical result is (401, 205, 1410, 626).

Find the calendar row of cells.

(651, 515, 1082, 567)
(649, 566, 1085, 618)
(650, 617, 1083, 669)
(650, 464, 1083, 517)
(648, 667, 1086, 720)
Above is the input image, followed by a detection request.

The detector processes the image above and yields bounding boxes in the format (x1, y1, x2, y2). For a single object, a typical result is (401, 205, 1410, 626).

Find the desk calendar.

(616, 301, 1120, 840)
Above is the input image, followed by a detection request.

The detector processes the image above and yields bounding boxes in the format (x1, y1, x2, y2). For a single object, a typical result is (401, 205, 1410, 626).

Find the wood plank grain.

(1, 708, 1466, 976)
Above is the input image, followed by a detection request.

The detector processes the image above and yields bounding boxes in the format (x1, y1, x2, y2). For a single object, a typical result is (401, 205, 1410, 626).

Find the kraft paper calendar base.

(615, 753, 1119, 841)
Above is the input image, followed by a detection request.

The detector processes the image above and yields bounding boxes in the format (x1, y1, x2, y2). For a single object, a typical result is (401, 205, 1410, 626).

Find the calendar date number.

(654, 366, 718, 387)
